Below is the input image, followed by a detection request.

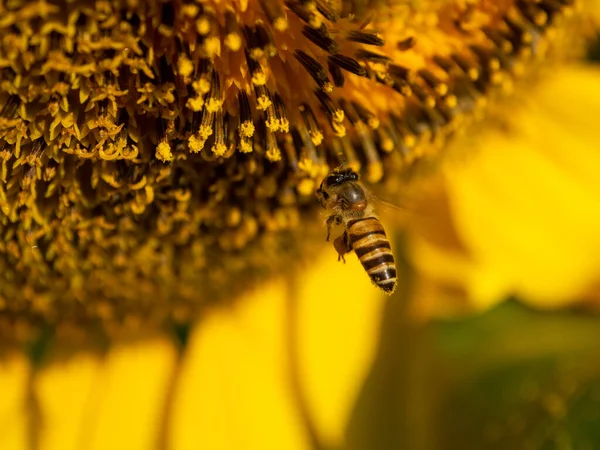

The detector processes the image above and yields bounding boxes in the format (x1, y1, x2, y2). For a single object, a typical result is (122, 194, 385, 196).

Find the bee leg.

(325, 215, 342, 242)
(333, 231, 351, 264)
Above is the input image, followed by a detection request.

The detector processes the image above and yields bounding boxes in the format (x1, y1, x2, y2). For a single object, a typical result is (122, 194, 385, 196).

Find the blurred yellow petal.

(296, 251, 386, 446)
(170, 279, 308, 450)
(84, 339, 176, 450)
(170, 249, 385, 449)
(0, 355, 28, 450)
(37, 354, 101, 450)
(408, 65, 600, 314)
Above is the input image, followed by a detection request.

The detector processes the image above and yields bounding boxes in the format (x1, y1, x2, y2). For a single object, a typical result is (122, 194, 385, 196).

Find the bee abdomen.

(348, 217, 397, 294)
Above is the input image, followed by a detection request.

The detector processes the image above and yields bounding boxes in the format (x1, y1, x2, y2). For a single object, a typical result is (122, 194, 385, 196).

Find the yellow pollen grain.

(199, 125, 213, 140)
(279, 119, 289, 133)
(240, 121, 255, 138)
(212, 142, 227, 157)
(226, 208, 242, 227)
(323, 82, 333, 93)
(250, 48, 264, 60)
(367, 117, 380, 129)
(188, 134, 206, 153)
(273, 17, 288, 31)
(186, 96, 204, 111)
(196, 18, 211, 35)
(193, 77, 211, 95)
(266, 117, 280, 132)
(444, 94, 457, 109)
(266, 146, 282, 161)
(177, 56, 194, 78)
(333, 110, 344, 123)
(468, 67, 479, 80)
(224, 33, 242, 52)
(381, 138, 394, 152)
(252, 71, 268, 86)
(309, 16, 322, 28)
(239, 138, 253, 153)
(257, 95, 272, 111)
(155, 141, 173, 162)
(204, 36, 221, 58)
(332, 122, 346, 137)
(298, 158, 317, 177)
(309, 131, 323, 146)
(297, 178, 316, 196)
(403, 134, 416, 148)
(365, 162, 383, 183)
(182, 4, 199, 17)
(435, 83, 448, 96)
(205, 99, 222, 113)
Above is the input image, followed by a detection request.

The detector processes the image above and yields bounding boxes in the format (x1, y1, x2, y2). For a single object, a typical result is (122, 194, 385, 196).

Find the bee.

(316, 167, 397, 294)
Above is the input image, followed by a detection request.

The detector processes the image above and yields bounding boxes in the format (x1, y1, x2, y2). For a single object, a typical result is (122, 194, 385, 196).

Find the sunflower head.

(0, 0, 596, 343)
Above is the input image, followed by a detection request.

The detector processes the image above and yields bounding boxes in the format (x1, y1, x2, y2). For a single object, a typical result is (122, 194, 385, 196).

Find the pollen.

(0, 0, 597, 339)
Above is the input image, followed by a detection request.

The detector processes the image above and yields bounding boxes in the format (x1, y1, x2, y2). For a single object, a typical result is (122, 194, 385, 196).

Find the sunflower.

(1, 0, 600, 448)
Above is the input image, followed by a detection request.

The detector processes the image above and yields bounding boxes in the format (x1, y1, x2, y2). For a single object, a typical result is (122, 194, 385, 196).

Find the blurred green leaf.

(347, 299, 600, 450)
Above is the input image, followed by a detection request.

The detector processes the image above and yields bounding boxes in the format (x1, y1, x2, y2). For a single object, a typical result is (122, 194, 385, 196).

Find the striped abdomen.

(347, 217, 397, 294)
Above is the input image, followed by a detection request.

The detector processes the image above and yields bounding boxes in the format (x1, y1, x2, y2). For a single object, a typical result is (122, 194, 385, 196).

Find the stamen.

(327, 54, 366, 77)
(285, 0, 322, 28)
(303, 25, 340, 54)
(354, 49, 391, 66)
(328, 58, 345, 87)
(315, 0, 339, 22)
(396, 36, 417, 50)
(255, 85, 273, 111)
(418, 69, 449, 96)
(224, 9, 242, 52)
(352, 101, 379, 129)
(273, 93, 289, 133)
(259, 0, 289, 31)
(238, 90, 255, 139)
(346, 30, 385, 46)
(314, 89, 344, 123)
(265, 129, 282, 161)
(294, 50, 333, 92)
(212, 109, 227, 156)
(205, 69, 222, 113)
(451, 53, 480, 80)
(409, 82, 436, 109)
(299, 103, 323, 146)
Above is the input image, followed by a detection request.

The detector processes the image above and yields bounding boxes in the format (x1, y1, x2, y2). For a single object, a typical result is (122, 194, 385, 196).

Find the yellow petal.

(0, 355, 28, 450)
(408, 65, 600, 312)
(82, 339, 176, 450)
(37, 354, 101, 450)
(296, 251, 387, 446)
(170, 248, 386, 449)
(170, 280, 309, 450)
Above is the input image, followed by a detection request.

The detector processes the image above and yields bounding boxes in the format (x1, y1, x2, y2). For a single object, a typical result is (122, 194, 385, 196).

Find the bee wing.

(370, 195, 408, 213)
(363, 187, 408, 213)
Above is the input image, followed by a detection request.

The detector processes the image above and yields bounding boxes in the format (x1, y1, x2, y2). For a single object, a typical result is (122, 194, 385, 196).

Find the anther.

(328, 58, 345, 87)
(345, 30, 385, 46)
(224, 9, 242, 51)
(396, 36, 417, 50)
(259, 0, 289, 31)
(327, 54, 366, 77)
(418, 69, 448, 96)
(314, 89, 344, 123)
(294, 50, 333, 92)
(303, 25, 340, 54)
(299, 103, 323, 146)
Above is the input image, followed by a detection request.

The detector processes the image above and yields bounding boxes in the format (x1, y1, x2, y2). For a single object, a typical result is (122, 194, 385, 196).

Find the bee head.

(322, 168, 359, 189)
